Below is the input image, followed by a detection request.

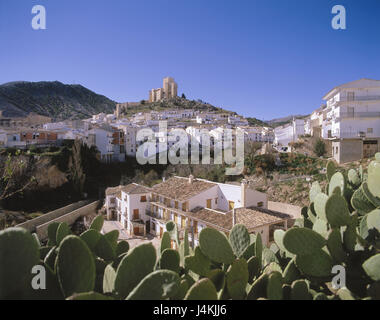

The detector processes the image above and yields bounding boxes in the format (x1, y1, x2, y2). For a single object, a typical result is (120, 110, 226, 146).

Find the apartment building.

(322, 78, 380, 163)
(105, 176, 291, 246)
(274, 119, 305, 147)
(86, 126, 125, 163)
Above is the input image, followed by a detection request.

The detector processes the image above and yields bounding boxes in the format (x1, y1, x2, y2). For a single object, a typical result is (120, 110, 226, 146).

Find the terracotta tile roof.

(105, 183, 149, 196)
(151, 176, 216, 201)
(188, 206, 291, 232)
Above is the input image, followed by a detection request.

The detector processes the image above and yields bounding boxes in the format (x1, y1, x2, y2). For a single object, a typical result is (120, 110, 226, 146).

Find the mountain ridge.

(0, 81, 117, 120)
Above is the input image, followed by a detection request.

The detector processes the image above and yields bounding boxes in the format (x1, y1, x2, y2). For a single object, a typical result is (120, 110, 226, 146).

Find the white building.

(105, 176, 291, 246)
(322, 78, 380, 163)
(274, 119, 305, 147)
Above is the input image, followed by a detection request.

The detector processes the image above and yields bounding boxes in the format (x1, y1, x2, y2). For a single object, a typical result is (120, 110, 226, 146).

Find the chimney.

(189, 174, 194, 184)
(241, 179, 248, 208)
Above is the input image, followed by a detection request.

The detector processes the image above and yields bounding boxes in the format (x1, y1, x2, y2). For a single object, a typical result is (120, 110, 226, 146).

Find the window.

(228, 201, 235, 211)
(206, 199, 212, 209)
(174, 201, 178, 209)
(257, 202, 264, 208)
(133, 209, 139, 220)
(140, 195, 147, 202)
(347, 92, 355, 101)
(367, 128, 373, 134)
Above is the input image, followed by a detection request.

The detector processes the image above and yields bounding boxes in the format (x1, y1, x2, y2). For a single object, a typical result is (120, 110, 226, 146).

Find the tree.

(0, 150, 36, 229)
(68, 140, 86, 196)
(181, 93, 186, 99)
(0, 151, 35, 202)
(314, 138, 326, 157)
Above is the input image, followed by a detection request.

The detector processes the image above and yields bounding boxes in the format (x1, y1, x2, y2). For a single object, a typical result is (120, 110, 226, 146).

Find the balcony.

(337, 112, 380, 120)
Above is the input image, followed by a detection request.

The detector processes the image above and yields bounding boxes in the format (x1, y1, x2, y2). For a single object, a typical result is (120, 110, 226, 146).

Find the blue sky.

(0, 0, 379, 120)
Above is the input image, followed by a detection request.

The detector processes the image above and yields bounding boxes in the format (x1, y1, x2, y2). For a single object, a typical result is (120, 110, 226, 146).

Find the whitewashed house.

(105, 176, 291, 246)
(322, 78, 380, 163)
(274, 119, 305, 147)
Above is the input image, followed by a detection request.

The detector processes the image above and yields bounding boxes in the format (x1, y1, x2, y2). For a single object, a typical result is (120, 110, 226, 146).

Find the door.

(193, 221, 198, 234)
(206, 199, 212, 209)
(181, 216, 186, 228)
(133, 209, 139, 220)
(133, 227, 140, 235)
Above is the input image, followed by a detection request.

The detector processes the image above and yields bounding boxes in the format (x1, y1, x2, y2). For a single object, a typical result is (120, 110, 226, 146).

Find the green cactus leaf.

(80, 229, 101, 251)
(362, 254, 380, 281)
(327, 229, 347, 264)
(184, 246, 211, 277)
(343, 224, 357, 252)
(295, 249, 333, 278)
(247, 256, 261, 283)
(348, 169, 361, 187)
(291, 280, 312, 300)
(160, 232, 171, 253)
(267, 271, 283, 300)
(56, 222, 71, 246)
(326, 160, 336, 182)
(116, 240, 129, 256)
(283, 258, 301, 285)
(351, 185, 376, 215)
(313, 292, 328, 300)
(262, 248, 278, 266)
(247, 273, 268, 300)
(368, 158, 380, 198)
(307, 203, 317, 223)
(329, 172, 346, 196)
(314, 193, 328, 221)
(309, 181, 322, 202)
(94, 234, 116, 261)
(90, 215, 104, 232)
(255, 232, 263, 267)
(185, 278, 218, 300)
(0, 227, 40, 299)
(160, 248, 180, 273)
(47, 222, 60, 245)
(56, 235, 96, 297)
(325, 194, 352, 227)
(367, 209, 380, 233)
(172, 279, 190, 300)
(312, 218, 328, 238)
(337, 287, 355, 300)
(39, 246, 53, 260)
(44, 246, 57, 271)
(242, 242, 255, 260)
(283, 228, 326, 256)
(104, 230, 119, 251)
(199, 228, 235, 265)
(207, 269, 225, 292)
(362, 181, 380, 207)
(115, 242, 157, 298)
(226, 259, 248, 300)
(103, 264, 116, 294)
(229, 224, 250, 258)
(67, 291, 114, 300)
(31, 233, 40, 247)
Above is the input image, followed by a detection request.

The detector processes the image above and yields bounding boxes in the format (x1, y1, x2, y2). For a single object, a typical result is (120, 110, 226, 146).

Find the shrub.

(314, 139, 326, 157)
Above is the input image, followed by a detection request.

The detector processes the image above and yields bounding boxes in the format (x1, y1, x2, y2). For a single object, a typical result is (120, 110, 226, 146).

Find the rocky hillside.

(0, 81, 116, 120)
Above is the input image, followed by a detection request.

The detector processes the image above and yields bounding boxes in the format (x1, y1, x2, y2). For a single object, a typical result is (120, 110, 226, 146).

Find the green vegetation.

(314, 138, 327, 157)
(246, 117, 269, 127)
(121, 97, 233, 117)
(1, 154, 380, 300)
(0, 81, 116, 120)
